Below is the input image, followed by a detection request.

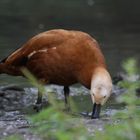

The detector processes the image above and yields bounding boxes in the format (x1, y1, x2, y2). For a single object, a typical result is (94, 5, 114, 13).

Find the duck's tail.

(0, 63, 23, 76)
(0, 58, 22, 76)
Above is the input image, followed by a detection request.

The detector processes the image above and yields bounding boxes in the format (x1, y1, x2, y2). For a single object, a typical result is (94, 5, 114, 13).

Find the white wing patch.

(28, 49, 48, 58)
(28, 50, 37, 58)
(28, 47, 56, 58)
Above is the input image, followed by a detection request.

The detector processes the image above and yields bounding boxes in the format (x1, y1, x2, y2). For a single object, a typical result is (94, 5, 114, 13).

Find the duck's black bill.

(91, 103, 101, 119)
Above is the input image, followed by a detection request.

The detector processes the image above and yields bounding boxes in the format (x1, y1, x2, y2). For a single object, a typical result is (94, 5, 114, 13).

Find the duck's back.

(1, 29, 106, 87)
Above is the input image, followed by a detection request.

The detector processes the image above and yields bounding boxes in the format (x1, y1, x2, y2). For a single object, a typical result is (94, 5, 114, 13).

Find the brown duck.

(0, 29, 112, 118)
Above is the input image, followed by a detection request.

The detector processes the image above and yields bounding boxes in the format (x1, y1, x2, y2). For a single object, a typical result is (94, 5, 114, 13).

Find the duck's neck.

(91, 67, 112, 91)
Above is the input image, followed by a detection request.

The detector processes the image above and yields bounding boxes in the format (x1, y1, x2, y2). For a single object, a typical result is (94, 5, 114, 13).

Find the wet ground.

(0, 84, 125, 140)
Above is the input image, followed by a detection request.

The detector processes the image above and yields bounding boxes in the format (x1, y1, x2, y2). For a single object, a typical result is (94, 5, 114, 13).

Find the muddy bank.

(0, 84, 124, 140)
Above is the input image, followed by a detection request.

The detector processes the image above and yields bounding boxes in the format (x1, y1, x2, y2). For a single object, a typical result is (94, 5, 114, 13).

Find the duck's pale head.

(90, 67, 112, 119)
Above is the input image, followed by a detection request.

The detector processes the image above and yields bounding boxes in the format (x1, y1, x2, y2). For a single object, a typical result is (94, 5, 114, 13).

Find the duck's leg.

(64, 86, 70, 111)
(33, 91, 43, 112)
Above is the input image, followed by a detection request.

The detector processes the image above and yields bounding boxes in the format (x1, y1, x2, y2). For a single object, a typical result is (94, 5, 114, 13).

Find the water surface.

(0, 1, 140, 86)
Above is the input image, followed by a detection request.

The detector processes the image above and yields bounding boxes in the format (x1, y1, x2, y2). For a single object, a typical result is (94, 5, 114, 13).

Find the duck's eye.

(103, 95, 106, 98)
(92, 93, 95, 96)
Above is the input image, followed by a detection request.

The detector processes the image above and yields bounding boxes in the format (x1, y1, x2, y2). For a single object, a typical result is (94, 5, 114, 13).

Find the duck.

(0, 29, 112, 119)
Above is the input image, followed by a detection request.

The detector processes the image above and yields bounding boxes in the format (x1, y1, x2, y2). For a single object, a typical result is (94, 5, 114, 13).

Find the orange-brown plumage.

(0, 29, 112, 118)
(0, 29, 106, 88)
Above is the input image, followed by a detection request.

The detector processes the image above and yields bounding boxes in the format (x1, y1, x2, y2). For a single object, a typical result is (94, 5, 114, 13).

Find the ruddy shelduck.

(0, 29, 112, 118)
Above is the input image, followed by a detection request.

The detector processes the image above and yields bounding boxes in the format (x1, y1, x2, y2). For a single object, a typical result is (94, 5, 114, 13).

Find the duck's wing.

(1, 30, 68, 66)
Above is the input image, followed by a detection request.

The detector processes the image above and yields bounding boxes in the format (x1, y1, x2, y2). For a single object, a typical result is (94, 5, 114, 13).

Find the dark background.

(0, 0, 140, 76)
